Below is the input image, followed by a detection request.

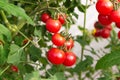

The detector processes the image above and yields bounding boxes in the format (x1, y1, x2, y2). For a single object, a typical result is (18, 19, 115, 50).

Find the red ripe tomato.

(118, 0, 120, 2)
(63, 52, 76, 66)
(58, 14, 66, 24)
(101, 28, 110, 38)
(94, 29, 102, 37)
(52, 33, 65, 46)
(118, 31, 120, 39)
(47, 48, 65, 65)
(110, 10, 120, 23)
(11, 65, 18, 72)
(64, 38, 74, 50)
(41, 13, 51, 23)
(115, 22, 120, 29)
(98, 14, 112, 25)
(96, 0, 113, 15)
(46, 19, 62, 33)
(104, 25, 112, 31)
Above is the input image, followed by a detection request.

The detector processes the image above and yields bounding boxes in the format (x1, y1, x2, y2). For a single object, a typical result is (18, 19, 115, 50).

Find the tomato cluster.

(92, 21, 112, 38)
(40, 12, 76, 67)
(94, 0, 120, 39)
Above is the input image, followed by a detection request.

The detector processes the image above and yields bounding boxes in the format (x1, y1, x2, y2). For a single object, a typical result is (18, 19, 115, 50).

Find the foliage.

(0, 0, 120, 80)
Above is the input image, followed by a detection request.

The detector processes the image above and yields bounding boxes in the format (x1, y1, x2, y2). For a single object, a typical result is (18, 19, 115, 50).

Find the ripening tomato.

(11, 65, 18, 72)
(96, 0, 113, 15)
(101, 28, 110, 38)
(58, 14, 66, 24)
(41, 13, 51, 23)
(98, 14, 112, 25)
(110, 9, 120, 23)
(47, 48, 65, 65)
(94, 21, 103, 29)
(64, 38, 74, 50)
(46, 19, 62, 33)
(115, 22, 120, 29)
(63, 52, 76, 66)
(118, 31, 120, 39)
(52, 33, 65, 46)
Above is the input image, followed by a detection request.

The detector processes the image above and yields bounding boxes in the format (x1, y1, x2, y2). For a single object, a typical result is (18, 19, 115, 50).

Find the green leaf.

(24, 71, 40, 80)
(34, 26, 46, 40)
(0, 24, 12, 42)
(0, 1, 34, 25)
(95, 50, 120, 70)
(28, 45, 42, 62)
(7, 44, 23, 64)
(52, 72, 66, 80)
(72, 56, 93, 73)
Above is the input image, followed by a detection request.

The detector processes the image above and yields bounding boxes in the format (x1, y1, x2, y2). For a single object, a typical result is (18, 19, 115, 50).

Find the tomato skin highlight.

(46, 19, 62, 33)
(41, 13, 51, 23)
(64, 38, 74, 50)
(47, 48, 66, 65)
(96, 0, 113, 15)
(63, 52, 76, 66)
(98, 14, 112, 25)
(52, 33, 65, 46)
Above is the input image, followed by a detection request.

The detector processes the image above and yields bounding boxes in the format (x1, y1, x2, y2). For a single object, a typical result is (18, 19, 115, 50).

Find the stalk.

(79, 0, 88, 80)
(0, 10, 11, 29)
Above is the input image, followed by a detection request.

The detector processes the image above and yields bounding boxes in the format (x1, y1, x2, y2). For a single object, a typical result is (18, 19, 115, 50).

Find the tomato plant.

(1, 0, 120, 80)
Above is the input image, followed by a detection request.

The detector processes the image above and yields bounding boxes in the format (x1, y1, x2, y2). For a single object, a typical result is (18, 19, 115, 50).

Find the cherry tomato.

(11, 65, 18, 72)
(118, 31, 120, 39)
(110, 9, 120, 23)
(47, 48, 65, 65)
(96, 0, 113, 15)
(52, 33, 65, 46)
(63, 52, 76, 66)
(58, 14, 66, 24)
(101, 28, 110, 38)
(98, 14, 112, 25)
(93, 29, 102, 37)
(104, 25, 112, 31)
(94, 21, 103, 29)
(64, 38, 74, 50)
(41, 13, 51, 23)
(46, 19, 62, 33)
(115, 22, 120, 29)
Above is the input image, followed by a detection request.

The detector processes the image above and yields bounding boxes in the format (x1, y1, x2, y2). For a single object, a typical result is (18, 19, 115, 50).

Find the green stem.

(0, 10, 11, 29)
(18, 30, 34, 44)
(79, 0, 88, 80)
(0, 65, 10, 76)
